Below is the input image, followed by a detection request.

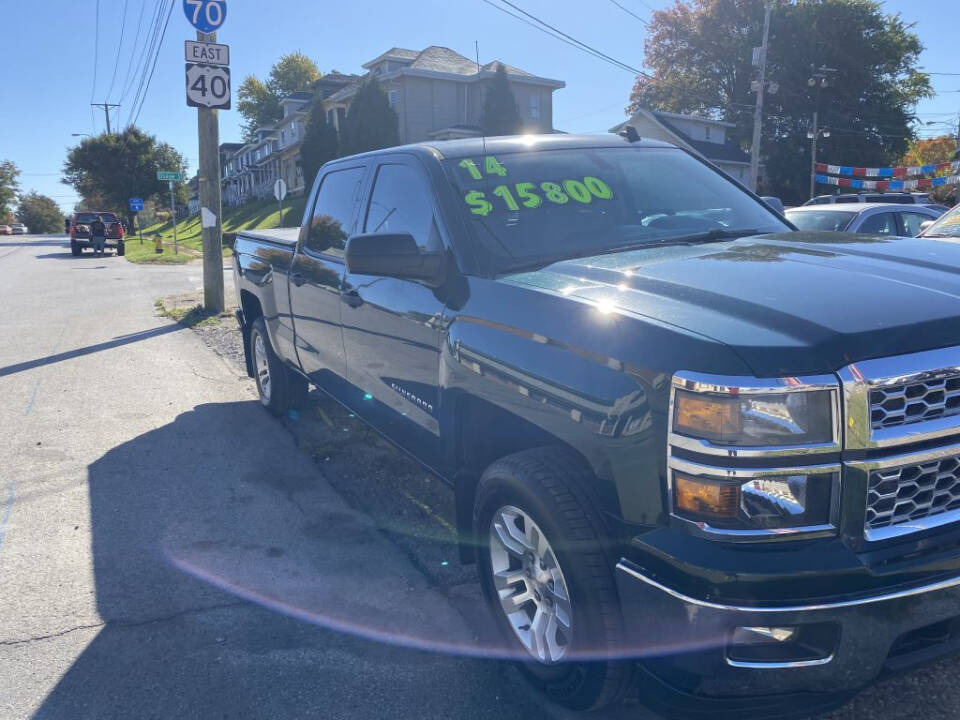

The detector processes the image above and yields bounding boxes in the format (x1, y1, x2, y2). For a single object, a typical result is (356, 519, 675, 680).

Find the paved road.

(0, 236, 598, 720)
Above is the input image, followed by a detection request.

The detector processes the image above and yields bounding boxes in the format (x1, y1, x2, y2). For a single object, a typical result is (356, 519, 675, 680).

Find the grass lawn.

(133, 196, 307, 264)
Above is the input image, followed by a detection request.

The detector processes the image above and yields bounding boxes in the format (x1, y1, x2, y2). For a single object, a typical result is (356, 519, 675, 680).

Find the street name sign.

(185, 40, 229, 66)
(157, 171, 184, 181)
(129, 197, 144, 212)
(183, 0, 227, 33)
(273, 178, 287, 202)
(185, 63, 231, 109)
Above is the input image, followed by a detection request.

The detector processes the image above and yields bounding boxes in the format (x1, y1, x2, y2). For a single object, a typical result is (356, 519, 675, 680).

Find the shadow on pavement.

(32, 401, 550, 720)
(0, 325, 185, 378)
(0, 241, 67, 247)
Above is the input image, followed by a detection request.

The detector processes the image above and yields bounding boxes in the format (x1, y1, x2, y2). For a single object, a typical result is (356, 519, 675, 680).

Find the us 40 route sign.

(183, 0, 226, 33)
(185, 63, 231, 109)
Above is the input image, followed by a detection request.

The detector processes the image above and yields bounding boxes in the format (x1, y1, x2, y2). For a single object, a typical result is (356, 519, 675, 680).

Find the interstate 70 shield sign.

(185, 63, 231, 110)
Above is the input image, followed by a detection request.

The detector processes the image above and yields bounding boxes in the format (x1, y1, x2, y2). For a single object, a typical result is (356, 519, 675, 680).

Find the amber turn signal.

(675, 474, 739, 519)
(673, 391, 741, 441)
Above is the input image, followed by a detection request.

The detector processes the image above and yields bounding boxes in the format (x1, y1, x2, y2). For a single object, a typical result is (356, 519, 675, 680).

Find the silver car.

(785, 202, 943, 237)
(10, 223, 28, 235)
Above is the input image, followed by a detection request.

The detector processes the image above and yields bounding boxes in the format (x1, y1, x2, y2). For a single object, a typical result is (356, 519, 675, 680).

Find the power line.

(607, 0, 649, 26)
(90, 0, 100, 103)
(125, 0, 174, 135)
(125, 0, 172, 132)
(120, 0, 162, 105)
(479, 0, 648, 77)
(106, 0, 131, 101)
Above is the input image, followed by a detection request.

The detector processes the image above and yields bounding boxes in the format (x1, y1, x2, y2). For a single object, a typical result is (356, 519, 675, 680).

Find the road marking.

(400, 490, 457, 536)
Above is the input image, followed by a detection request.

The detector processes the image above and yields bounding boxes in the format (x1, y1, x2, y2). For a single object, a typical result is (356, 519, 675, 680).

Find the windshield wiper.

(654, 228, 761, 245)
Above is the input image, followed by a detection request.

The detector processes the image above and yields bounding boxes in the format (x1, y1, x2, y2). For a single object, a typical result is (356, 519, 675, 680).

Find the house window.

(280, 129, 286, 145)
(705, 125, 711, 140)
(529, 94, 540, 120)
(388, 90, 399, 108)
(326, 108, 335, 125)
(255, 150, 261, 161)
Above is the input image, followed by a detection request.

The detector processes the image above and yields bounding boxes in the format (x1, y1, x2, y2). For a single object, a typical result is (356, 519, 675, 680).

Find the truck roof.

(327, 133, 678, 164)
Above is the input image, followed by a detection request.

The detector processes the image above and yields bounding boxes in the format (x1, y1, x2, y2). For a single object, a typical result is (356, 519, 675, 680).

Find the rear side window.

(857, 212, 897, 235)
(305, 166, 366, 256)
(364, 163, 440, 251)
(901, 212, 933, 236)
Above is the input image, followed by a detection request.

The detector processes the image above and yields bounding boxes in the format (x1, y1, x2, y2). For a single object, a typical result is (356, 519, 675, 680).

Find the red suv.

(69, 212, 126, 256)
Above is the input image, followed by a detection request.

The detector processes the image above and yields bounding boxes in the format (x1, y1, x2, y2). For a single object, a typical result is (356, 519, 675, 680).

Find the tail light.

(117, 223, 125, 237)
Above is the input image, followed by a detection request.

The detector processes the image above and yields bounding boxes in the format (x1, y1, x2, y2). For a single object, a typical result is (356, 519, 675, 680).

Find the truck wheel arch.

(452, 394, 618, 564)
(239, 290, 264, 378)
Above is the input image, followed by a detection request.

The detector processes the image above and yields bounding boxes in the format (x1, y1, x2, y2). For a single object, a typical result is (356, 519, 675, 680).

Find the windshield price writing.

(464, 177, 614, 217)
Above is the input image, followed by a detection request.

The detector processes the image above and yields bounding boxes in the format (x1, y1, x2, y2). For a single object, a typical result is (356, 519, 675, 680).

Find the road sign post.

(196, 30, 225, 312)
(129, 197, 144, 244)
(273, 178, 287, 228)
(169, 181, 179, 254)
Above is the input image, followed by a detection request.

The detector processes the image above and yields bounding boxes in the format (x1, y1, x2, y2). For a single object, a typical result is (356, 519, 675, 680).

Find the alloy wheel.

(489, 505, 573, 663)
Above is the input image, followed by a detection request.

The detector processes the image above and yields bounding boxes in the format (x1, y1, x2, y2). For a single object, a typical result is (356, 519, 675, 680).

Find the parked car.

(234, 133, 960, 717)
(804, 192, 931, 205)
(918, 201, 960, 240)
(0, 225, 11, 235)
(10, 223, 28, 235)
(68, 211, 125, 256)
(785, 202, 942, 236)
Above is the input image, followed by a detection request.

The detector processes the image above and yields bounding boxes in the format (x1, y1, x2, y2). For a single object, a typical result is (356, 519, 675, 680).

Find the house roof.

(654, 115, 750, 164)
(362, 47, 420, 69)
(280, 91, 313, 104)
(651, 109, 735, 129)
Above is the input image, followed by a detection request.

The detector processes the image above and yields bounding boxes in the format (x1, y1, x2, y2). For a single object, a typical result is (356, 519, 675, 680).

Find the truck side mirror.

(345, 232, 445, 286)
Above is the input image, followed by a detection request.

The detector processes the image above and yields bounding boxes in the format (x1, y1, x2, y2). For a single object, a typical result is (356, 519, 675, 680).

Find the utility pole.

(749, 1, 773, 193)
(197, 30, 224, 313)
(91, 103, 120, 134)
(807, 65, 837, 199)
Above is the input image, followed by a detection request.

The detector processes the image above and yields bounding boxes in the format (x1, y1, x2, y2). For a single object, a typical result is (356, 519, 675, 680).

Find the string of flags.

(815, 160, 960, 178)
(814, 159, 960, 191)
(814, 173, 960, 191)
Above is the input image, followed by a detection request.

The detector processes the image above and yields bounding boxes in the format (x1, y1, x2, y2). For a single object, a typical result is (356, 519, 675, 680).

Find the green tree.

(299, 103, 339, 191)
(339, 78, 400, 156)
(481, 63, 522, 136)
(16, 192, 64, 234)
(0, 160, 21, 222)
(238, 52, 320, 141)
(62, 128, 188, 224)
(628, 0, 931, 204)
(900, 135, 959, 204)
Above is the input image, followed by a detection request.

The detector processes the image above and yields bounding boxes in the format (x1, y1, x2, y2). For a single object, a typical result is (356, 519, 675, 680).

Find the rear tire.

(474, 447, 634, 711)
(249, 317, 307, 416)
(70, 241, 81, 256)
(117, 241, 125, 257)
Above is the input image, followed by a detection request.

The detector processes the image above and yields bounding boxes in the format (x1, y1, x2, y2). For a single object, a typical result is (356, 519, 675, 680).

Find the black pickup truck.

(233, 133, 960, 718)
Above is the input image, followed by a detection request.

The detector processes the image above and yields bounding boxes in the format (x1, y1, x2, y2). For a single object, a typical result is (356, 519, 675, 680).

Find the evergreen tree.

(481, 64, 522, 136)
(16, 192, 64, 234)
(339, 78, 400, 157)
(300, 103, 340, 191)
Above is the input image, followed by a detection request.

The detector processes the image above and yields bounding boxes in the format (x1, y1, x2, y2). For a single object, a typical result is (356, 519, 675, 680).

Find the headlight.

(673, 388, 834, 447)
(673, 469, 837, 532)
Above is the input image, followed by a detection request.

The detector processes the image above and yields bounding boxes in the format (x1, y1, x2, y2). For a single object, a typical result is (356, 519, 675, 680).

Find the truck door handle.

(342, 290, 364, 308)
(291, 272, 306, 287)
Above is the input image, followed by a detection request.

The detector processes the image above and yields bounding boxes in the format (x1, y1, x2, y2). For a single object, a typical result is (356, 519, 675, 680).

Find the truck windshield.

(442, 145, 789, 273)
(75, 212, 119, 223)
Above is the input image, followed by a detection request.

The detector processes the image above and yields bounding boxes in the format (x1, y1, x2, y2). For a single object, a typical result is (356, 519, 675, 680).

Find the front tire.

(474, 447, 633, 711)
(249, 317, 307, 416)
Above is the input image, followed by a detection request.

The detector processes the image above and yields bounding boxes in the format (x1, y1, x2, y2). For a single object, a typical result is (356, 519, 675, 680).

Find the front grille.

(870, 375, 960, 430)
(866, 456, 960, 530)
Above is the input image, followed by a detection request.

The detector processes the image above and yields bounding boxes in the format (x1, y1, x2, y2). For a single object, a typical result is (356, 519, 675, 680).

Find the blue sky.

(2, 0, 957, 212)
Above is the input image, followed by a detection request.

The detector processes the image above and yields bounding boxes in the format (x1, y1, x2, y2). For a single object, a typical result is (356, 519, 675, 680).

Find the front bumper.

(616, 558, 960, 715)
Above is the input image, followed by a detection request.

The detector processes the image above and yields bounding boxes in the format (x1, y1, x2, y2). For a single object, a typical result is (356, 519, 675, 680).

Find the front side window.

(900, 212, 933, 237)
(857, 212, 897, 235)
(305, 166, 366, 256)
(442, 146, 789, 273)
(364, 163, 438, 251)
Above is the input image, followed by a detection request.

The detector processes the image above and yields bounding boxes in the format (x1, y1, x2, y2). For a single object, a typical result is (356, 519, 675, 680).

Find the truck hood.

(500, 232, 960, 377)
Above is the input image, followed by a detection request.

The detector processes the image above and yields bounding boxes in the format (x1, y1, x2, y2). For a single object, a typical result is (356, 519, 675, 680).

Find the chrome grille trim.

(839, 346, 960, 450)
(869, 374, 960, 430)
(850, 442, 960, 541)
